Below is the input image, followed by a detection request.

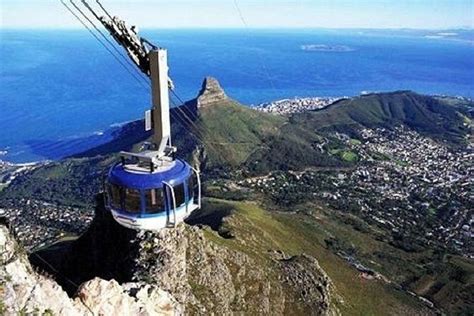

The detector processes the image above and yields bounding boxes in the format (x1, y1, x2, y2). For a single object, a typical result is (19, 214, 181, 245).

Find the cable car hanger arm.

(81, 0, 173, 89)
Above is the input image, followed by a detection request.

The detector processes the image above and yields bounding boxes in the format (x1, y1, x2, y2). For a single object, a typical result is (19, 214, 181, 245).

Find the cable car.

(106, 157, 201, 231)
(83, 5, 202, 231)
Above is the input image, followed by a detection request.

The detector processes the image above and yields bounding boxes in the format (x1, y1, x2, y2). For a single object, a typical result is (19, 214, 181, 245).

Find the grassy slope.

(197, 99, 349, 174)
(197, 99, 284, 167)
(200, 198, 431, 315)
(293, 91, 470, 144)
(289, 202, 474, 315)
(197, 91, 471, 176)
(411, 255, 474, 314)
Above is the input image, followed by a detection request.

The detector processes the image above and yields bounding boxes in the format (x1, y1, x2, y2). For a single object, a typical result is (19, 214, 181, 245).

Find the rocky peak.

(196, 77, 228, 108)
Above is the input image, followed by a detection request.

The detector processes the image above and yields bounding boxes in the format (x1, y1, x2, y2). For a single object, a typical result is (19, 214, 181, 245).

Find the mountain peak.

(197, 77, 228, 108)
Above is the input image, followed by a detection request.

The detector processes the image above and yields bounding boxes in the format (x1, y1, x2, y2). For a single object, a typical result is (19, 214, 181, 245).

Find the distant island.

(301, 44, 355, 52)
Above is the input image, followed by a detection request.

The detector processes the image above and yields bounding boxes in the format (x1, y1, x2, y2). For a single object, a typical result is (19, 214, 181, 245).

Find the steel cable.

(60, 0, 149, 91)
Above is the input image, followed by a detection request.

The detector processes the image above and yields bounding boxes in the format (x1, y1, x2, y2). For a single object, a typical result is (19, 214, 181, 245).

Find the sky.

(0, 0, 473, 29)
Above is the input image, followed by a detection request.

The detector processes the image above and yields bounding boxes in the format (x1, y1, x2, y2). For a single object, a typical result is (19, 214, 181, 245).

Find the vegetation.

(294, 91, 471, 145)
(0, 157, 113, 208)
(324, 210, 474, 314)
(199, 199, 431, 315)
(197, 99, 284, 167)
(330, 149, 359, 162)
(341, 151, 358, 162)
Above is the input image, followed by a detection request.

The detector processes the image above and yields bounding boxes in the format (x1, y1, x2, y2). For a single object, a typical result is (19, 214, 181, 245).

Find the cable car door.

(163, 183, 175, 227)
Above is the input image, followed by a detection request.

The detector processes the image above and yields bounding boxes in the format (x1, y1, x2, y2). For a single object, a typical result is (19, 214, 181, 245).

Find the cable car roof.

(108, 159, 192, 190)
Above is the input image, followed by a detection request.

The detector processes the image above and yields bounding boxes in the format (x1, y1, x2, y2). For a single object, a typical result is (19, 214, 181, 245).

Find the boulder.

(76, 278, 182, 316)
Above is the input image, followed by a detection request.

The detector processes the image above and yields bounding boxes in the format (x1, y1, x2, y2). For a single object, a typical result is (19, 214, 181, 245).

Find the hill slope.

(184, 77, 352, 174)
(293, 91, 470, 144)
(29, 196, 434, 315)
(192, 78, 285, 168)
(190, 84, 471, 176)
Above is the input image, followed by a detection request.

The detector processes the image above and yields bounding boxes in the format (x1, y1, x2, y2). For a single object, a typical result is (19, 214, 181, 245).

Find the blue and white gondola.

(106, 159, 201, 231)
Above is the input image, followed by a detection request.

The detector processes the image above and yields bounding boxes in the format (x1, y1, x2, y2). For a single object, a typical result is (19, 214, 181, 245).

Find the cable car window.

(174, 183, 186, 207)
(188, 177, 194, 200)
(109, 184, 123, 210)
(124, 189, 141, 213)
(145, 189, 165, 214)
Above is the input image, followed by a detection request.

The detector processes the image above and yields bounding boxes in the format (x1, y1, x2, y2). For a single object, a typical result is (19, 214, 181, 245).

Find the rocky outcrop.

(0, 224, 182, 315)
(196, 77, 228, 108)
(25, 195, 336, 315)
(131, 224, 278, 315)
(279, 255, 333, 314)
(130, 218, 336, 315)
(0, 224, 86, 315)
(77, 278, 182, 316)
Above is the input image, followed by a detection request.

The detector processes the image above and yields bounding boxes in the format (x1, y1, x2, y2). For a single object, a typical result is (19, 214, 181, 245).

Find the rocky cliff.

(0, 223, 182, 315)
(26, 196, 337, 315)
(131, 223, 334, 315)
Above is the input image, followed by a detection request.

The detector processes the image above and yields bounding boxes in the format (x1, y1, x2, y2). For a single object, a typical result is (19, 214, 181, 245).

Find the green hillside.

(194, 98, 353, 175)
(191, 199, 432, 315)
(196, 98, 284, 167)
(197, 90, 471, 176)
(293, 91, 471, 144)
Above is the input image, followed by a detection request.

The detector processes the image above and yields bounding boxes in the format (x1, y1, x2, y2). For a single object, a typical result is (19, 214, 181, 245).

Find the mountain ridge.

(294, 90, 470, 143)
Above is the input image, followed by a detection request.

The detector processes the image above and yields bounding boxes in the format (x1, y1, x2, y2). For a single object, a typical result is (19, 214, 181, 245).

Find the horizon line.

(1, 26, 473, 31)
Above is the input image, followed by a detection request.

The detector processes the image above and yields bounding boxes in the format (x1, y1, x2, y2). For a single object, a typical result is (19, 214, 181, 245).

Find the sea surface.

(1, 29, 473, 163)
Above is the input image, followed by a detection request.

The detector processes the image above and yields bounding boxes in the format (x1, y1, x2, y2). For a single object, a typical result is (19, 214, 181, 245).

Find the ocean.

(1, 28, 473, 163)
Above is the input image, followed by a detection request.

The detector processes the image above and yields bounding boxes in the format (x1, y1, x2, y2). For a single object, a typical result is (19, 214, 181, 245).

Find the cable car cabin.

(105, 158, 201, 231)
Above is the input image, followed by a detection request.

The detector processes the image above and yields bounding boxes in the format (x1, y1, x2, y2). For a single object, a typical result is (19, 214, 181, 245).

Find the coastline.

(254, 96, 347, 115)
(0, 160, 43, 190)
(0, 122, 122, 165)
(254, 92, 473, 116)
